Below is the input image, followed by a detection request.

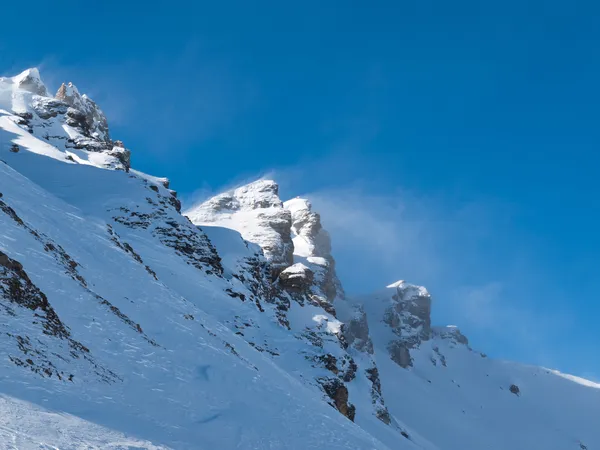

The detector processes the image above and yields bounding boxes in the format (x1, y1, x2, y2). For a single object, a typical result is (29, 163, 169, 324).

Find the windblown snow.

(0, 68, 598, 450)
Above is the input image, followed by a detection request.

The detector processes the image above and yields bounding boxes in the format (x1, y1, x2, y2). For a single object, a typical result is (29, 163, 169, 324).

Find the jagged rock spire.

(55, 81, 110, 142)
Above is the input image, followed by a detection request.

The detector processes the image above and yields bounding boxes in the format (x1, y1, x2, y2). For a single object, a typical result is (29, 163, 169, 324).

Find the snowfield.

(0, 68, 598, 450)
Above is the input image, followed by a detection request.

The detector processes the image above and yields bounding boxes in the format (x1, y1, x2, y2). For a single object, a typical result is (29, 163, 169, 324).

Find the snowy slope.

(1, 67, 598, 450)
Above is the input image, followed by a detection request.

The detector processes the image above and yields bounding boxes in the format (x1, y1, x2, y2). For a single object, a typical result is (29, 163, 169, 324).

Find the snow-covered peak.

(233, 179, 282, 209)
(188, 179, 283, 218)
(284, 196, 311, 214)
(388, 280, 431, 302)
(3, 68, 49, 96)
(0, 68, 130, 172)
(186, 179, 293, 275)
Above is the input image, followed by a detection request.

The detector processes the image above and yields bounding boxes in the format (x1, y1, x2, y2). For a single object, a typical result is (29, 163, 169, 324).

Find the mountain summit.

(0, 69, 598, 449)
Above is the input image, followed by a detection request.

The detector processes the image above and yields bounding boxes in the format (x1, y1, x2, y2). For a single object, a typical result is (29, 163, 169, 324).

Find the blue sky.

(1, 1, 599, 378)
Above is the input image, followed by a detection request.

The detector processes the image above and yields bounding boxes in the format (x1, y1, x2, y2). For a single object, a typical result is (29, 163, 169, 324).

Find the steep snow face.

(353, 281, 600, 450)
(0, 68, 130, 172)
(186, 180, 294, 276)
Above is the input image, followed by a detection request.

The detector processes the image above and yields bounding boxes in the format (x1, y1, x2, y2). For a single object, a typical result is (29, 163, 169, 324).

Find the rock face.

(342, 304, 374, 354)
(284, 198, 344, 304)
(278, 263, 314, 291)
(353, 280, 475, 374)
(383, 280, 432, 368)
(0, 249, 115, 382)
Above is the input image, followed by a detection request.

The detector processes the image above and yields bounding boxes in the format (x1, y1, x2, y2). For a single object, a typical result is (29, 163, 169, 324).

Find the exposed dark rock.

(154, 220, 223, 275)
(107, 225, 158, 280)
(343, 305, 374, 354)
(509, 384, 520, 396)
(317, 354, 339, 374)
(108, 147, 131, 172)
(278, 264, 314, 291)
(341, 356, 358, 383)
(112, 201, 223, 277)
(382, 282, 436, 369)
(0, 251, 117, 382)
(387, 340, 413, 368)
(320, 378, 356, 421)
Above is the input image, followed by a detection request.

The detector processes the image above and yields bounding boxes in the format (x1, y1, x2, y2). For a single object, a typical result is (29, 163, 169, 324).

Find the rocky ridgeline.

(1, 67, 469, 433)
(2, 68, 598, 450)
(187, 181, 477, 428)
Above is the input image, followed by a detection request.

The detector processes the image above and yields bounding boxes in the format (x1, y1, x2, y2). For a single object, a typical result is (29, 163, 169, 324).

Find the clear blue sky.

(2, 1, 599, 378)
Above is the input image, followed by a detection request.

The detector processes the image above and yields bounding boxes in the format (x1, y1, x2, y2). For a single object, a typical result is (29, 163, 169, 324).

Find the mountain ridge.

(0, 68, 598, 450)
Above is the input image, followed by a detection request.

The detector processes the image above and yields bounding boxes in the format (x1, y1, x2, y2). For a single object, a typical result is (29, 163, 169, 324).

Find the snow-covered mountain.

(0, 68, 598, 450)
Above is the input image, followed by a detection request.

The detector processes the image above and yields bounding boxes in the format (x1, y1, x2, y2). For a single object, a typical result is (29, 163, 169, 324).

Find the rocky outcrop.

(112, 184, 223, 277)
(321, 378, 356, 421)
(284, 197, 344, 303)
(433, 325, 469, 346)
(278, 263, 314, 291)
(354, 279, 473, 375)
(56, 82, 110, 142)
(342, 304, 374, 354)
(0, 68, 131, 172)
(382, 280, 432, 368)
